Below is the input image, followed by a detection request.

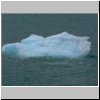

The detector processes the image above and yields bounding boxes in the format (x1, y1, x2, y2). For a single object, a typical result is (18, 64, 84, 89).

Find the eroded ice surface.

(2, 32, 91, 58)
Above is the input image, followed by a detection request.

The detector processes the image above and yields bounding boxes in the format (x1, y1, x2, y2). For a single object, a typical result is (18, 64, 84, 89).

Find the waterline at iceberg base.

(2, 32, 91, 59)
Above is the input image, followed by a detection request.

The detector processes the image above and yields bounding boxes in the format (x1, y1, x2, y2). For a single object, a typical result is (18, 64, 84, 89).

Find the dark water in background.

(2, 14, 98, 86)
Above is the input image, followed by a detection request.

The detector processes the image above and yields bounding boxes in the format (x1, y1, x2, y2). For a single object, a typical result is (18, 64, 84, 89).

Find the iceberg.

(2, 32, 91, 58)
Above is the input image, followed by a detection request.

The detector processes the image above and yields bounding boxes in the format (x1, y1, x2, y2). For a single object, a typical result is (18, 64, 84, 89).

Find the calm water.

(2, 14, 98, 86)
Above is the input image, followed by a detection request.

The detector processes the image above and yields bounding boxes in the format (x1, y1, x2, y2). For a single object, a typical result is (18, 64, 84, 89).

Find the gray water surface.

(2, 14, 98, 86)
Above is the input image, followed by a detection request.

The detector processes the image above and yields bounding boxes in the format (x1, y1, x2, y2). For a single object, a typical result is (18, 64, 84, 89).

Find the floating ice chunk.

(2, 32, 91, 58)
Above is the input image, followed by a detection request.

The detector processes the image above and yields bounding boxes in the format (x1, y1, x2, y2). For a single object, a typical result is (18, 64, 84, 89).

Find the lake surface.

(2, 14, 98, 86)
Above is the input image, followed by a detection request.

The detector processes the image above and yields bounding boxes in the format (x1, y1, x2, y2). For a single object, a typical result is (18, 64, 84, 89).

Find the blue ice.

(2, 32, 91, 58)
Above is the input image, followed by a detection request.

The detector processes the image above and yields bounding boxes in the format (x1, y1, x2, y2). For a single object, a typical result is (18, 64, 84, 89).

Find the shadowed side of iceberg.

(2, 43, 21, 57)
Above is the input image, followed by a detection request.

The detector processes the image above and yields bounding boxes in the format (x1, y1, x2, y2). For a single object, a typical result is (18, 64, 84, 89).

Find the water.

(2, 14, 98, 86)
